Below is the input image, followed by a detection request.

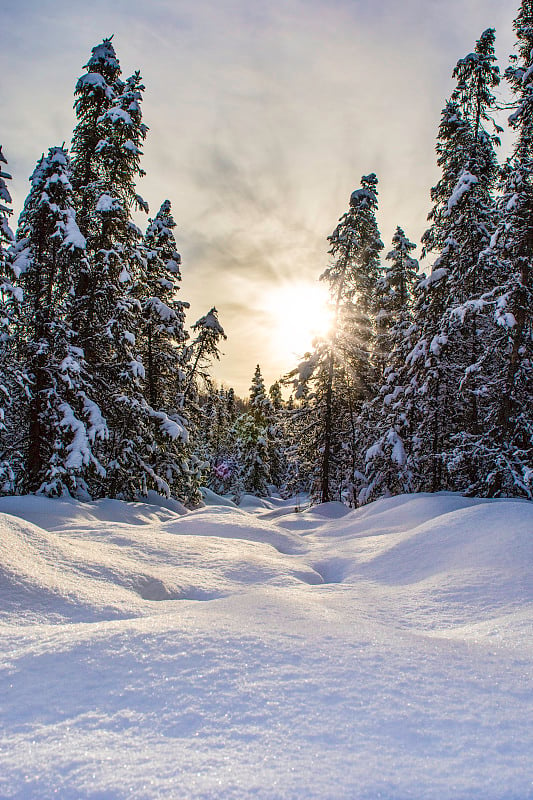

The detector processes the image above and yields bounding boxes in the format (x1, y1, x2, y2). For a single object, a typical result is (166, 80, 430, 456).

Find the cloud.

(2, 0, 518, 393)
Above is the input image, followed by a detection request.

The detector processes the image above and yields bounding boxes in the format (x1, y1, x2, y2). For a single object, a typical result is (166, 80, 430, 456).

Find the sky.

(2, 0, 517, 396)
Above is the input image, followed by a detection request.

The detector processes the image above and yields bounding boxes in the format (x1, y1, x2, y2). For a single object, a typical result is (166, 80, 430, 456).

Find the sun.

(263, 281, 333, 361)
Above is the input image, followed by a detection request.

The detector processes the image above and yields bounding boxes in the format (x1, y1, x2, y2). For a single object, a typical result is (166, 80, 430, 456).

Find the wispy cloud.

(2, 0, 517, 392)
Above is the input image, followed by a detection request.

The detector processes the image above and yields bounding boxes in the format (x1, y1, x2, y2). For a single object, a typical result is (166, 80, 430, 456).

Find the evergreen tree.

(0, 146, 26, 491)
(294, 175, 384, 503)
(69, 38, 191, 500)
(267, 381, 288, 490)
(470, 3, 533, 497)
(139, 200, 187, 408)
(13, 147, 106, 495)
(180, 308, 226, 407)
(132, 199, 202, 502)
(0, 147, 15, 268)
(409, 31, 501, 492)
(360, 228, 420, 502)
(232, 366, 271, 498)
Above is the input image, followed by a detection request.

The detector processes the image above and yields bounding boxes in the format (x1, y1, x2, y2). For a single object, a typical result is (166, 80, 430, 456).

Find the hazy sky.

(2, 0, 516, 395)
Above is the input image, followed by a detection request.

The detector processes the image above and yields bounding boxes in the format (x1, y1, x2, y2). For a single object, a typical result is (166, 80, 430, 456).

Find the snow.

(77, 72, 108, 91)
(445, 170, 478, 215)
(10, 245, 32, 278)
(145, 296, 176, 321)
(61, 208, 86, 251)
(58, 402, 92, 469)
(102, 108, 133, 126)
(0, 492, 531, 799)
(95, 193, 121, 213)
(152, 410, 188, 442)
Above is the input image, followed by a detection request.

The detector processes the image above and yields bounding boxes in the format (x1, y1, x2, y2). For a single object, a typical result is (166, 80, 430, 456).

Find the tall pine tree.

(12, 147, 106, 495)
(294, 175, 384, 503)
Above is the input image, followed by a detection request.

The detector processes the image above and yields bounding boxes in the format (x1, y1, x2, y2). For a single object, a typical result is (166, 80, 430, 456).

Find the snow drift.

(0, 492, 531, 799)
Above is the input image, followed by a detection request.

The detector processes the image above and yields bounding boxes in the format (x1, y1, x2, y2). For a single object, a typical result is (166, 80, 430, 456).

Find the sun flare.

(263, 282, 333, 361)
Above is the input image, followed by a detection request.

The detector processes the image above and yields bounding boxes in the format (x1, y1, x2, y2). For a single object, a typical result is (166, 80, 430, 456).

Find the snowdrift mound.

(305, 494, 533, 635)
(0, 498, 322, 624)
(162, 504, 305, 554)
(358, 499, 533, 586)
(0, 494, 182, 531)
(0, 512, 142, 623)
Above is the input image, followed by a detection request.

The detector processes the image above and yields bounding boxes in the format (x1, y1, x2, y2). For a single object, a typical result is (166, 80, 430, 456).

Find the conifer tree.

(232, 366, 271, 498)
(294, 175, 384, 503)
(180, 308, 226, 406)
(267, 381, 288, 490)
(471, 3, 533, 497)
(139, 200, 187, 408)
(0, 147, 14, 268)
(69, 38, 191, 500)
(13, 147, 106, 495)
(0, 146, 25, 490)
(360, 228, 420, 502)
(409, 31, 501, 492)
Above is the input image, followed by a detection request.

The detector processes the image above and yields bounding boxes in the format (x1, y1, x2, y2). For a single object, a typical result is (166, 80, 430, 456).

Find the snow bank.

(0, 492, 531, 799)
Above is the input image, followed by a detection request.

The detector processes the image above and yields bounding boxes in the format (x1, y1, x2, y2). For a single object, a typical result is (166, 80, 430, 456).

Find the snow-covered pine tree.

(279, 389, 314, 501)
(408, 31, 501, 492)
(132, 199, 202, 502)
(0, 146, 26, 491)
(12, 146, 107, 495)
(0, 147, 14, 268)
(443, 29, 503, 488)
(140, 200, 187, 408)
(200, 387, 233, 495)
(294, 175, 384, 503)
(359, 227, 420, 502)
(249, 364, 268, 412)
(180, 308, 226, 406)
(70, 39, 190, 500)
(470, 3, 533, 498)
(70, 38, 122, 245)
(374, 227, 419, 371)
(266, 381, 288, 490)
(232, 365, 271, 498)
(168, 307, 227, 502)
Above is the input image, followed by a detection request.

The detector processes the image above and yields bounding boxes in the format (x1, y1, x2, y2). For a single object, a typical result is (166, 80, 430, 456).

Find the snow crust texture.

(0, 492, 532, 799)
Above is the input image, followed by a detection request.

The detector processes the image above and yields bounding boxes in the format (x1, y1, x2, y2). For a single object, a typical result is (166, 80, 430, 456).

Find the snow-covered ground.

(0, 491, 531, 799)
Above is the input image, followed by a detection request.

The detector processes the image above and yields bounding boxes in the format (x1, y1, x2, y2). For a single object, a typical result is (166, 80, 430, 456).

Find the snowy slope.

(0, 492, 531, 799)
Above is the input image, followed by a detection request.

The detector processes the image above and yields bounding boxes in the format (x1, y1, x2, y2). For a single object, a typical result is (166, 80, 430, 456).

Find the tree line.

(1, 3, 532, 507)
(285, 13, 532, 504)
(0, 39, 225, 503)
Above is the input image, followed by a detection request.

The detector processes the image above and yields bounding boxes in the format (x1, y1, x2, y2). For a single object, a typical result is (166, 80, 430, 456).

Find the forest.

(0, 3, 531, 509)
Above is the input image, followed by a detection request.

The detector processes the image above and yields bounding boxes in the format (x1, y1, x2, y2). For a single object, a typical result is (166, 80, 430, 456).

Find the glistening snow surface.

(0, 492, 531, 799)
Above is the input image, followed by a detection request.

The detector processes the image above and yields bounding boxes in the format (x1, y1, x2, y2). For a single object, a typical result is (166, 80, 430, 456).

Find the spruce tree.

(409, 31, 501, 493)
(232, 366, 271, 498)
(180, 308, 226, 406)
(267, 381, 288, 490)
(13, 147, 106, 495)
(139, 200, 187, 408)
(473, 3, 533, 497)
(0, 146, 25, 491)
(69, 38, 191, 500)
(360, 228, 420, 502)
(294, 175, 384, 503)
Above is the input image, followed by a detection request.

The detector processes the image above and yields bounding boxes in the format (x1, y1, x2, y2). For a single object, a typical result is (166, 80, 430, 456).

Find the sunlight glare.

(263, 282, 333, 360)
